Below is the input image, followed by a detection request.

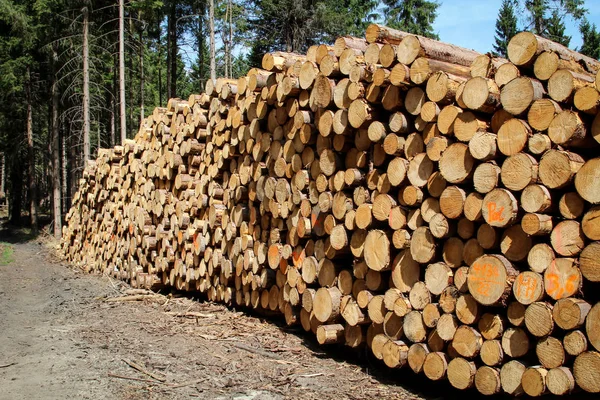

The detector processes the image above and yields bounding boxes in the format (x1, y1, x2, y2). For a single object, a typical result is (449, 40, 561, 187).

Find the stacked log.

(61, 25, 600, 396)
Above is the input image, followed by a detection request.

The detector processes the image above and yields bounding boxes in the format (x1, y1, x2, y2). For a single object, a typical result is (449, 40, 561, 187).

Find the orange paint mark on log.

(487, 202, 505, 223)
(546, 272, 562, 298)
(516, 274, 536, 302)
(546, 272, 578, 300)
(470, 262, 502, 297)
(545, 261, 579, 300)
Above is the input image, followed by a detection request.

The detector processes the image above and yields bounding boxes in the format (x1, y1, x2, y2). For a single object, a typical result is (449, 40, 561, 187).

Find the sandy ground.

(0, 231, 468, 400)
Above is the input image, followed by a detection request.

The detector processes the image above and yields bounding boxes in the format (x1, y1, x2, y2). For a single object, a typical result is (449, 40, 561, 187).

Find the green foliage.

(561, 0, 586, 19)
(315, 0, 378, 39)
(526, 0, 546, 34)
(382, 0, 439, 40)
(0, 1, 32, 102)
(0, 242, 14, 265)
(493, 0, 518, 57)
(248, 0, 376, 67)
(522, 0, 586, 45)
(579, 17, 600, 59)
(248, 0, 322, 60)
(546, 8, 570, 46)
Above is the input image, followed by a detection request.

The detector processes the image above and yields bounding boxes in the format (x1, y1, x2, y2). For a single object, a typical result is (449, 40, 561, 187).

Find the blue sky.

(432, 0, 600, 53)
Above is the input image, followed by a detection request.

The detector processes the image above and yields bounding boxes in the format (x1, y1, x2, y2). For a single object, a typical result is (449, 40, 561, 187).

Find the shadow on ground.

(0, 215, 52, 244)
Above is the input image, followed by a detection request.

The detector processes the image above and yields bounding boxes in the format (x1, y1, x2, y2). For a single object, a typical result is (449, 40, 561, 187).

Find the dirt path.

(0, 236, 455, 400)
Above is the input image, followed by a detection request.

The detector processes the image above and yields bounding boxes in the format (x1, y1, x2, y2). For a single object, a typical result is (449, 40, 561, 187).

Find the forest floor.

(0, 220, 468, 400)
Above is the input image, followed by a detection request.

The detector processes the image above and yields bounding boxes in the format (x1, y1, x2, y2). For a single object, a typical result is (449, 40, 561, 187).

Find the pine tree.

(579, 17, 600, 59)
(527, 0, 546, 34)
(248, 0, 376, 67)
(522, 0, 586, 45)
(382, 0, 439, 39)
(493, 0, 518, 57)
(545, 8, 570, 46)
(316, 0, 378, 40)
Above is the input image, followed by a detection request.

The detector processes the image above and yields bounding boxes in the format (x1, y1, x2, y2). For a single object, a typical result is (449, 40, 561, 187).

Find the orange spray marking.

(470, 262, 502, 297)
(487, 202, 505, 223)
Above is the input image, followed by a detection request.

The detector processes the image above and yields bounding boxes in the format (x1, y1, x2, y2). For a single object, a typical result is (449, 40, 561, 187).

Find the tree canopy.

(382, 0, 440, 39)
(493, 0, 519, 57)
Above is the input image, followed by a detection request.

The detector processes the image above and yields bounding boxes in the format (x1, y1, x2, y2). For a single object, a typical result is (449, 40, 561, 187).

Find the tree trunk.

(26, 66, 38, 233)
(166, 6, 172, 99)
(168, 3, 177, 98)
(119, 0, 126, 143)
(223, 1, 229, 78)
(139, 17, 144, 122)
(51, 47, 62, 238)
(108, 79, 115, 147)
(197, 9, 205, 88)
(82, 4, 90, 162)
(128, 16, 134, 135)
(157, 17, 163, 106)
(229, 0, 233, 78)
(0, 152, 5, 199)
(209, 0, 216, 82)
(9, 156, 22, 225)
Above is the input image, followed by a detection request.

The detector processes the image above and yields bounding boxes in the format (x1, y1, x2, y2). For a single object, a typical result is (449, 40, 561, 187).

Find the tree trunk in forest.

(128, 16, 134, 136)
(0, 153, 5, 199)
(109, 78, 115, 147)
(9, 157, 22, 225)
(139, 19, 144, 122)
(157, 18, 163, 106)
(166, 11, 171, 99)
(82, 4, 90, 162)
(51, 47, 62, 238)
(168, 3, 177, 98)
(197, 9, 205, 88)
(229, 0, 233, 78)
(26, 66, 38, 233)
(223, 3, 229, 78)
(209, 0, 216, 82)
(119, 0, 126, 143)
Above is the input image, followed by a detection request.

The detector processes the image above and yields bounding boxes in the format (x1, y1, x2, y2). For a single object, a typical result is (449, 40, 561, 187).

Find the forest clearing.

(3, 0, 600, 399)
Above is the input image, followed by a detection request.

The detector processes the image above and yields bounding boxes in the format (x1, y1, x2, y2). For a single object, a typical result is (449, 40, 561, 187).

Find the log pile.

(60, 25, 600, 396)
